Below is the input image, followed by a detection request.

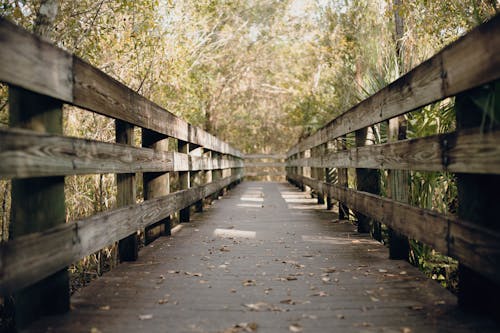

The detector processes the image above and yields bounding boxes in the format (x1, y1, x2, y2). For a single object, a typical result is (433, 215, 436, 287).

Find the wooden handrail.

(0, 16, 244, 321)
(287, 14, 500, 157)
(285, 14, 500, 310)
(0, 17, 242, 158)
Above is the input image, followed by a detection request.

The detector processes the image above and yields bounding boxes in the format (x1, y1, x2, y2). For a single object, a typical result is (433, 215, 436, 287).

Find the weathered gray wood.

(355, 128, 380, 234)
(24, 182, 500, 333)
(288, 173, 500, 286)
(143, 130, 171, 243)
(0, 175, 239, 294)
(337, 137, 349, 219)
(8, 87, 69, 328)
(287, 14, 500, 157)
(0, 18, 73, 102)
(287, 128, 500, 174)
(0, 127, 243, 179)
(243, 162, 286, 168)
(243, 153, 286, 159)
(178, 141, 191, 223)
(72, 57, 241, 158)
(387, 117, 410, 260)
(116, 121, 138, 262)
(0, 19, 241, 158)
(0, 127, 174, 178)
(455, 85, 500, 316)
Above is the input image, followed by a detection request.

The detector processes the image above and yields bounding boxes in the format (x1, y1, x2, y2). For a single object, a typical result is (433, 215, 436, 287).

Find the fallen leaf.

(401, 327, 412, 333)
(220, 246, 231, 252)
(242, 279, 256, 287)
(409, 305, 424, 311)
(310, 291, 328, 297)
(222, 322, 258, 333)
(302, 314, 318, 320)
(400, 271, 407, 275)
(158, 298, 168, 304)
(378, 269, 388, 273)
(90, 328, 102, 333)
(167, 270, 180, 274)
(99, 305, 110, 311)
(336, 314, 345, 319)
(321, 277, 331, 283)
(286, 276, 298, 281)
(370, 296, 380, 302)
(280, 299, 297, 305)
(289, 323, 303, 332)
(139, 314, 153, 320)
(322, 267, 336, 273)
(244, 302, 284, 312)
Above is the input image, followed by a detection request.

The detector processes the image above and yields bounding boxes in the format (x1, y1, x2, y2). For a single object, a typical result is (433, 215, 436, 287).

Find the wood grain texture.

(0, 175, 240, 294)
(287, 128, 500, 174)
(287, 15, 500, 157)
(0, 128, 244, 179)
(0, 18, 72, 101)
(287, 173, 500, 285)
(72, 57, 241, 157)
(25, 182, 500, 333)
(0, 19, 241, 158)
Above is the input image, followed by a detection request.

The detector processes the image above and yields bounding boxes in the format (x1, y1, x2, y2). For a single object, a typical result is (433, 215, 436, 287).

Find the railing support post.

(455, 84, 500, 316)
(355, 127, 380, 234)
(178, 140, 191, 222)
(337, 136, 349, 220)
(116, 120, 139, 261)
(8, 87, 69, 328)
(143, 130, 171, 244)
(212, 152, 223, 199)
(191, 146, 204, 212)
(387, 117, 410, 260)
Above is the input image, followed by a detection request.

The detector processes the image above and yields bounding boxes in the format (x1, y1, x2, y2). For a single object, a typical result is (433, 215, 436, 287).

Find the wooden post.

(116, 120, 138, 261)
(355, 127, 380, 234)
(178, 140, 190, 222)
(191, 146, 204, 212)
(387, 117, 410, 259)
(9, 87, 69, 328)
(204, 150, 213, 204)
(455, 83, 500, 316)
(212, 152, 223, 199)
(325, 141, 334, 210)
(316, 144, 326, 205)
(143, 130, 171, 244)
(337, 136, 349, 220)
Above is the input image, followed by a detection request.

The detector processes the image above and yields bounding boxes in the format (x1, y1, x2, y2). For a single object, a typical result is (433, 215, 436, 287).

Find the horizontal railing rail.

(243, 153, 286, 179)
(286, 14, 500, 311)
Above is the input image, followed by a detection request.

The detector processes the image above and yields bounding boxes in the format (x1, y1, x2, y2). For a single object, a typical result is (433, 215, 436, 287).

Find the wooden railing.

(286, 15, 500, 311)
(243, 154, 286, 180)
(0, 18, 243, 327)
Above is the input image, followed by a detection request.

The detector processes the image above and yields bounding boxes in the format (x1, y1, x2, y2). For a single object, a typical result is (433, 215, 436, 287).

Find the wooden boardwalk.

(26, 182, 498, 333)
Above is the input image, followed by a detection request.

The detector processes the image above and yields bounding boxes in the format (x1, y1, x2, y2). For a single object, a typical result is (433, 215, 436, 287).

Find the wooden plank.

(243, 154, 286, 159)
(143, 130, 171, 243)
(0, 128, 243, 179)
(288, 173, 500, 285)
(387, 117, 410, 260)
(243, 162, 286, 168)
(8, 87, 69, 327)
(116, 121, 138, 262)
(287, 15, 500, 157)
(0, 19, 241, 158)
(0, 127, 174, 178)
(287, 128, 500, 175)
(178, 141, 191, 223)
(72, 57, 241, 157)
(454, 87, 500, 314)
(24, 181, 500, 333)
(0, 175, 239, 294)
(0, 18, 73, 101)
